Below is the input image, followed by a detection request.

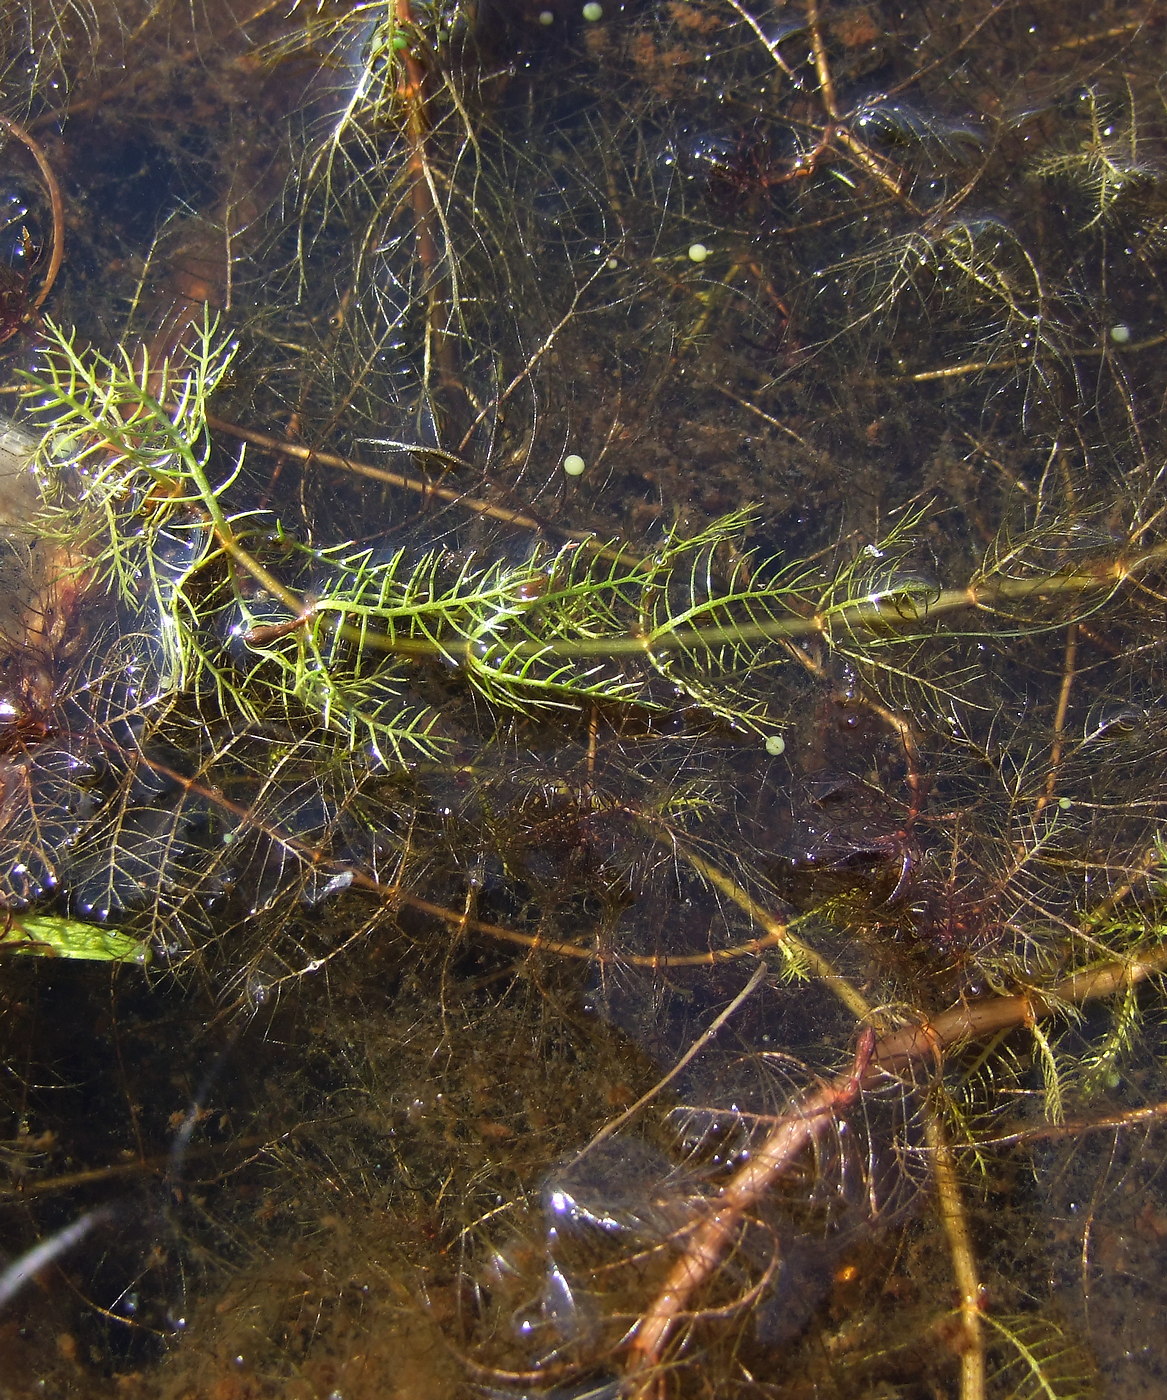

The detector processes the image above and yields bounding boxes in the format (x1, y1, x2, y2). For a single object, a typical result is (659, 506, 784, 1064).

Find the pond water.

(1, 2, 1166, 1397)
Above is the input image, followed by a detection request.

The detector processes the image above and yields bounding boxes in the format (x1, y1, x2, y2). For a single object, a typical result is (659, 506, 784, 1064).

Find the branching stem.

(624, 936, 1167, 1383)
(625, 1029, 877, 1389)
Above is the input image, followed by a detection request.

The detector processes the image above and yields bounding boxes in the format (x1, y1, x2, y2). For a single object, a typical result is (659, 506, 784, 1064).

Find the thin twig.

(205, 412, 615, 552)
(972, 1097, 1167, 1149)
(569, 962, 767, 1166)
(1035, 621, 1077, 815)
(137, 758, 796, 971)
(723, 0, 799, 82)
(671, 840, 873, 1021)
(0, 114, 65, 316)
(393, 0, 458, 394)
(804, 0, 838, 118)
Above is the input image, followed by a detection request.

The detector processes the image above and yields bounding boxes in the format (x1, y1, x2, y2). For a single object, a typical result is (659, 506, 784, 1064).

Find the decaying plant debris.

(2, 3, 1167, 1398)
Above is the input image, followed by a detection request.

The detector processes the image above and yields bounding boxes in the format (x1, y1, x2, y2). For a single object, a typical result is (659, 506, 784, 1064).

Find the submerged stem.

(925, 1107, 987, 1400)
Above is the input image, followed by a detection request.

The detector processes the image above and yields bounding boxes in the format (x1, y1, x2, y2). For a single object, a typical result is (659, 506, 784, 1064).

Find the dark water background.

(1, 2, 1167, 1396)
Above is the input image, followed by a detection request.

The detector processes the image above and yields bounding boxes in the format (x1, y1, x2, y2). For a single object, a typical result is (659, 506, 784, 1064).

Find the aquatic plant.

(2, 2, 1167, 1399)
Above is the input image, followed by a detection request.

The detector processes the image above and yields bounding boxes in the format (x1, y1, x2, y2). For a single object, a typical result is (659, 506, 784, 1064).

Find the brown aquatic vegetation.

(1, 2, 1167, 1399)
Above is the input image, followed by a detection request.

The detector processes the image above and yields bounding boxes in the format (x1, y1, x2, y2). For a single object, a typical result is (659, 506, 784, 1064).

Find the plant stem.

(0, 115, 65, 319)
(625, 1029, 877, 1388)
(182, 449, 304, 613)
(925, 1107, 987, 1400)
(304, 549, 1164, 666)
(673, 841, 874, 1020)
(625, 935, 1167, 1381)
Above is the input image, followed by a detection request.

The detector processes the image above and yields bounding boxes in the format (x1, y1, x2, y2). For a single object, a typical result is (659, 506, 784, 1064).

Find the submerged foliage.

(2, 1, 1167, 1399)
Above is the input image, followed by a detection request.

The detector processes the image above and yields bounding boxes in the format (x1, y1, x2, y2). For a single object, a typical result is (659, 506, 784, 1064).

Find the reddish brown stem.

(625, 940, 1167, 1385)
(0, 114, 65, 318)
(395, 0, 439, 276)
(626, 1029, 876, 1385)
(243, 599, 318, 646)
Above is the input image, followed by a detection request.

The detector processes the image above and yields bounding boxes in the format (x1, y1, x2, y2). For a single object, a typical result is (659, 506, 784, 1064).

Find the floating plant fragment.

(1, 912, 150, 963)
